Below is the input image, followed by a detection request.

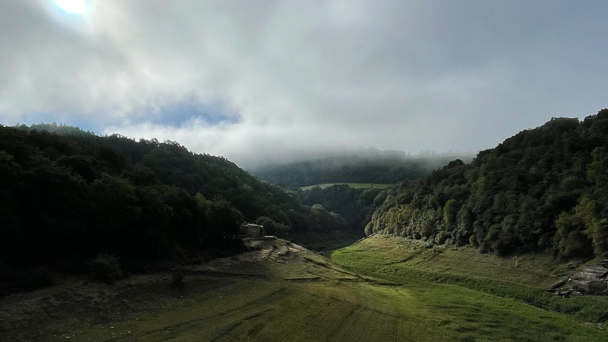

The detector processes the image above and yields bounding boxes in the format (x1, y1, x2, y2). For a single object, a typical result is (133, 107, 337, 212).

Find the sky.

(1, 0, 607, 167)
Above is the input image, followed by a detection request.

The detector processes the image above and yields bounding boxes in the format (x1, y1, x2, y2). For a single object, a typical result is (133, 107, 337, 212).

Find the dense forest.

(248, 151, 474, 189)
(299, 185, 386, 235)
(6, 108, 608, 295)
(0, 124, 347, 279)
(367, 109, 608, 259)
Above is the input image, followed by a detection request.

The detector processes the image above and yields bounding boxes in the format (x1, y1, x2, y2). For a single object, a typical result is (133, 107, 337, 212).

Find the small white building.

(243, 223, 263, 238)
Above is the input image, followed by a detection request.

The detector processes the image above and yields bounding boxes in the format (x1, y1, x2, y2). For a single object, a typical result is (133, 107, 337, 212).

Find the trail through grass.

(5, 237, 607, 341)
(45, 278, 607, 342)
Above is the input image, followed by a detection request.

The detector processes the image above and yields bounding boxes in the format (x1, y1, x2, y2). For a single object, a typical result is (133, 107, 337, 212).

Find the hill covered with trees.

(299, 185, 387, 235)
(0, 124, 347, 279)
(248, 150, 474, 189)
(366, 109, 608, 259)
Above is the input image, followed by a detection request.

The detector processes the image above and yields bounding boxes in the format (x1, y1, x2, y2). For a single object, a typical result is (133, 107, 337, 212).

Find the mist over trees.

(247, 150, 474, 189)
(366, 109, 608, 259)
(6, 105, 608, 292)
(250, 149, 469, 236)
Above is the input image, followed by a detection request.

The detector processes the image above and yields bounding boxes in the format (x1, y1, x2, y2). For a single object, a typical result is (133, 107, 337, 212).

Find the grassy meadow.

(6, 237, 608, 341)
(291, 231, 362, 257)
(300, 182, 396, 190)
(331, 235, 608, 325)
(42, 279, 607, 342)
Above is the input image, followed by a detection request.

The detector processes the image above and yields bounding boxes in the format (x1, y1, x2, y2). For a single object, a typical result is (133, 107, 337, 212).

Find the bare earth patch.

(0, 238, 355, 341)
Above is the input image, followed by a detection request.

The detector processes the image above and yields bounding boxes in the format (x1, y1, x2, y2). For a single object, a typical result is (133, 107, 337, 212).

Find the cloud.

(1, 0, 607, 166)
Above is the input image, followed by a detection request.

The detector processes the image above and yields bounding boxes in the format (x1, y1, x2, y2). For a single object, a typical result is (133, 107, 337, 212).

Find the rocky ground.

(548, 260, 608, 296)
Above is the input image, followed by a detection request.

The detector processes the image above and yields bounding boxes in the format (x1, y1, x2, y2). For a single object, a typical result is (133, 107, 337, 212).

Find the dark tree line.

(299, 185, 387, 235)
(0, 124, 348, 275)
(367, 109, 608, 259)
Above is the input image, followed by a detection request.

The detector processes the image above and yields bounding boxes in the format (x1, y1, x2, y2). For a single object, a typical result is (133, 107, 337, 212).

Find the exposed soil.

(0, 238, 349, 342)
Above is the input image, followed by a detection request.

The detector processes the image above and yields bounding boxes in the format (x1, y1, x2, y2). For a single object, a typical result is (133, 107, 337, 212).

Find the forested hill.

(0, 124, 345, 271)
(367, 109, 608, 259)
(248, 151, 474, 189)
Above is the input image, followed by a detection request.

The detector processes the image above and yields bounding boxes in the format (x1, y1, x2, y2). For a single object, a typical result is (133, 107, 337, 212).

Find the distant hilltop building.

(243, 223, 263, 238)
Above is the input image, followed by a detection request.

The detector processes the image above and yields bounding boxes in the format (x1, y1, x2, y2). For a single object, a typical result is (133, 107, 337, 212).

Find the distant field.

(300, 182, 396, 190)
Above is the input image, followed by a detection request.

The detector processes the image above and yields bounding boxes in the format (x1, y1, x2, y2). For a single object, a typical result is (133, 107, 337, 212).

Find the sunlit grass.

(40, 236, 608, 341)
(331, 235, 608, 324)
(48, 278, 607, 341)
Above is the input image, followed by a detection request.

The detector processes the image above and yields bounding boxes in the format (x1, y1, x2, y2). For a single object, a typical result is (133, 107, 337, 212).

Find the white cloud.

(1, 0, 607, 166)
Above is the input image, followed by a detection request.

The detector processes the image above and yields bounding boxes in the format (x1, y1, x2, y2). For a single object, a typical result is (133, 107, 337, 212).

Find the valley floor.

(1, 237, 607, 341)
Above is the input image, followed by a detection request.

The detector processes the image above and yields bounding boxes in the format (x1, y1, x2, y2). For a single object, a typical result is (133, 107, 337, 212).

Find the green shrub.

(88, 254, 123, 284)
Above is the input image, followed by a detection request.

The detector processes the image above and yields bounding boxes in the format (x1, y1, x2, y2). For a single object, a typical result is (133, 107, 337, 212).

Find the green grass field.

(331, 235, 608, 325)
(292, 231, 362, 257)
(12, 237, 608, 341)
(44, 279, 607, 342)
(300, 182, 396, 190)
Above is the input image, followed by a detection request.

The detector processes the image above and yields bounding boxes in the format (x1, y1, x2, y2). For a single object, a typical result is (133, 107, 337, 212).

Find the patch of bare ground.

(0, 238, 353, 341)
(0, 271, 237, 341)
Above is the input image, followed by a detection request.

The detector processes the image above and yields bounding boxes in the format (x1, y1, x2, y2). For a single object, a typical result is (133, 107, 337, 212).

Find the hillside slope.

(367, 109, 608, 259)
(332, 235, 608, 326)
(0, 124, 344, 279)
